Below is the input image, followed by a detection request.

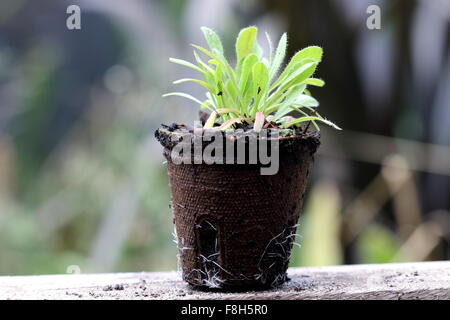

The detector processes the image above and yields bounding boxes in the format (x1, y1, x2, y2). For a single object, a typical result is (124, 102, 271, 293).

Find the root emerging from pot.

(176, 223, 302, 291)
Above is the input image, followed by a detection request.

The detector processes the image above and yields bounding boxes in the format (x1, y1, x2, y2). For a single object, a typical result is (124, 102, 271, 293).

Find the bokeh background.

(0, 0, 449, 275)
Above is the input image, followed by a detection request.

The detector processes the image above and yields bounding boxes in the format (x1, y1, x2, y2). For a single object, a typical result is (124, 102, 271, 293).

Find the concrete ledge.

(1, 261, 449, 300)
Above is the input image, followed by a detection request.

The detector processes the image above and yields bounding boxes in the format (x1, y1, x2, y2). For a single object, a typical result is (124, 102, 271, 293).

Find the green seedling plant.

(163, 26, 341, 133)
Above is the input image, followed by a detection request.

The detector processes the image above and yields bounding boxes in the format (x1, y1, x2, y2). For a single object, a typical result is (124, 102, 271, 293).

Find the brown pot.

(155, 126, 320, 290)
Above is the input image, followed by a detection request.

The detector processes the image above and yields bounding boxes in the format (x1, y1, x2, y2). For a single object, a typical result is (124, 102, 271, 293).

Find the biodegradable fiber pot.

(156, 125, 320, 290)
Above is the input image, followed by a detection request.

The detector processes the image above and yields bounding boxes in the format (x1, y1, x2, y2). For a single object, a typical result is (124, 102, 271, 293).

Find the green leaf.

(271, 59, 311, 89)
(275, 61, 317, 90)
(275, 46, 322, 86)
(269, 33, 287, 81)
(283, 116, 342, 130)
(252, 62, 269, 112)
(254, 41, 263, 60)
(273, 84, 307, 120)
(303, 78, 325, 87)
(216, 108, 241, 115)
(296, 94, 319, 107)
(193, 43, 242, 107)
(199, 100, 214, 112)
(192, 44, 218, 60)
(293, 46, 323, 63)
(214, 64, 224, 107)
(193, 51, 214, 73)
(289, 105, 320, 130)
(224, 79, 237, 106)
(238, 54, 259, 87)
(173, 78, 216, 93)
(162, 92, 203, 106)
(201, 27, 224, 55)
(205, 92, 218, 108)
(267, 62, 316, 106)
(282, 46, 323, 76)
(169, 58, 202, 73)
(265, 32, 274, 67)
(236, 26, 258, 63)
(214, 63, 223, 83)
(264, 103, 283, 114)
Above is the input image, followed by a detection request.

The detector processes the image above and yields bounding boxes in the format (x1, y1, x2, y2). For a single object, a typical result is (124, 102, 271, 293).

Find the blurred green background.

(0, 0, 449, 275)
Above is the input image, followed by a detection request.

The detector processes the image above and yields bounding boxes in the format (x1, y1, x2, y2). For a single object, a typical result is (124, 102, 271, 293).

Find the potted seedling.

(156, 26, 340, 290)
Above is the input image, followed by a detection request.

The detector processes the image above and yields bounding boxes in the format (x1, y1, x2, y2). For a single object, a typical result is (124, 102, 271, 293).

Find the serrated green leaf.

(275, 46, 322, 86)
(282, 46, 322, 77)
(269, 33, 287, 81)
(265, 32, 274, 67)
(294, 46, 323, 63)
(272, 60, 317, 89)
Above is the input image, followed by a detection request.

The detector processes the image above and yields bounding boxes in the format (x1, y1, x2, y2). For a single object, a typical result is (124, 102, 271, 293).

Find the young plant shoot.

(163, 26, 341, 132)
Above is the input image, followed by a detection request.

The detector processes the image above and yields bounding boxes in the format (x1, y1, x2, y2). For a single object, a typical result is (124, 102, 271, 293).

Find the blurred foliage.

(290, 181, 343, 267)
(357, 224, 400, 264)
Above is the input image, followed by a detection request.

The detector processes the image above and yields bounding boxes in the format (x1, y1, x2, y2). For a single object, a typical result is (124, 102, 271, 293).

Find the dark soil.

(155, 123, 320, 166)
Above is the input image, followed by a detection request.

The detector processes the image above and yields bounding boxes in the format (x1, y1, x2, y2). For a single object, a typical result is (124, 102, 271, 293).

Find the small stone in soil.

(114, 284, 124, 290)
(103, 284, 125, 291)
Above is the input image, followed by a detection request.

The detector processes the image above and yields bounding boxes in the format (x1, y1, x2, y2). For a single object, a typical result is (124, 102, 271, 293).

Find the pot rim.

(155, 125, 320, 149)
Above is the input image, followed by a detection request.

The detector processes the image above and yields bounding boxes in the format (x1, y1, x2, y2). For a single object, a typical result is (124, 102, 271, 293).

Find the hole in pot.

(196, 219, 221, 281)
